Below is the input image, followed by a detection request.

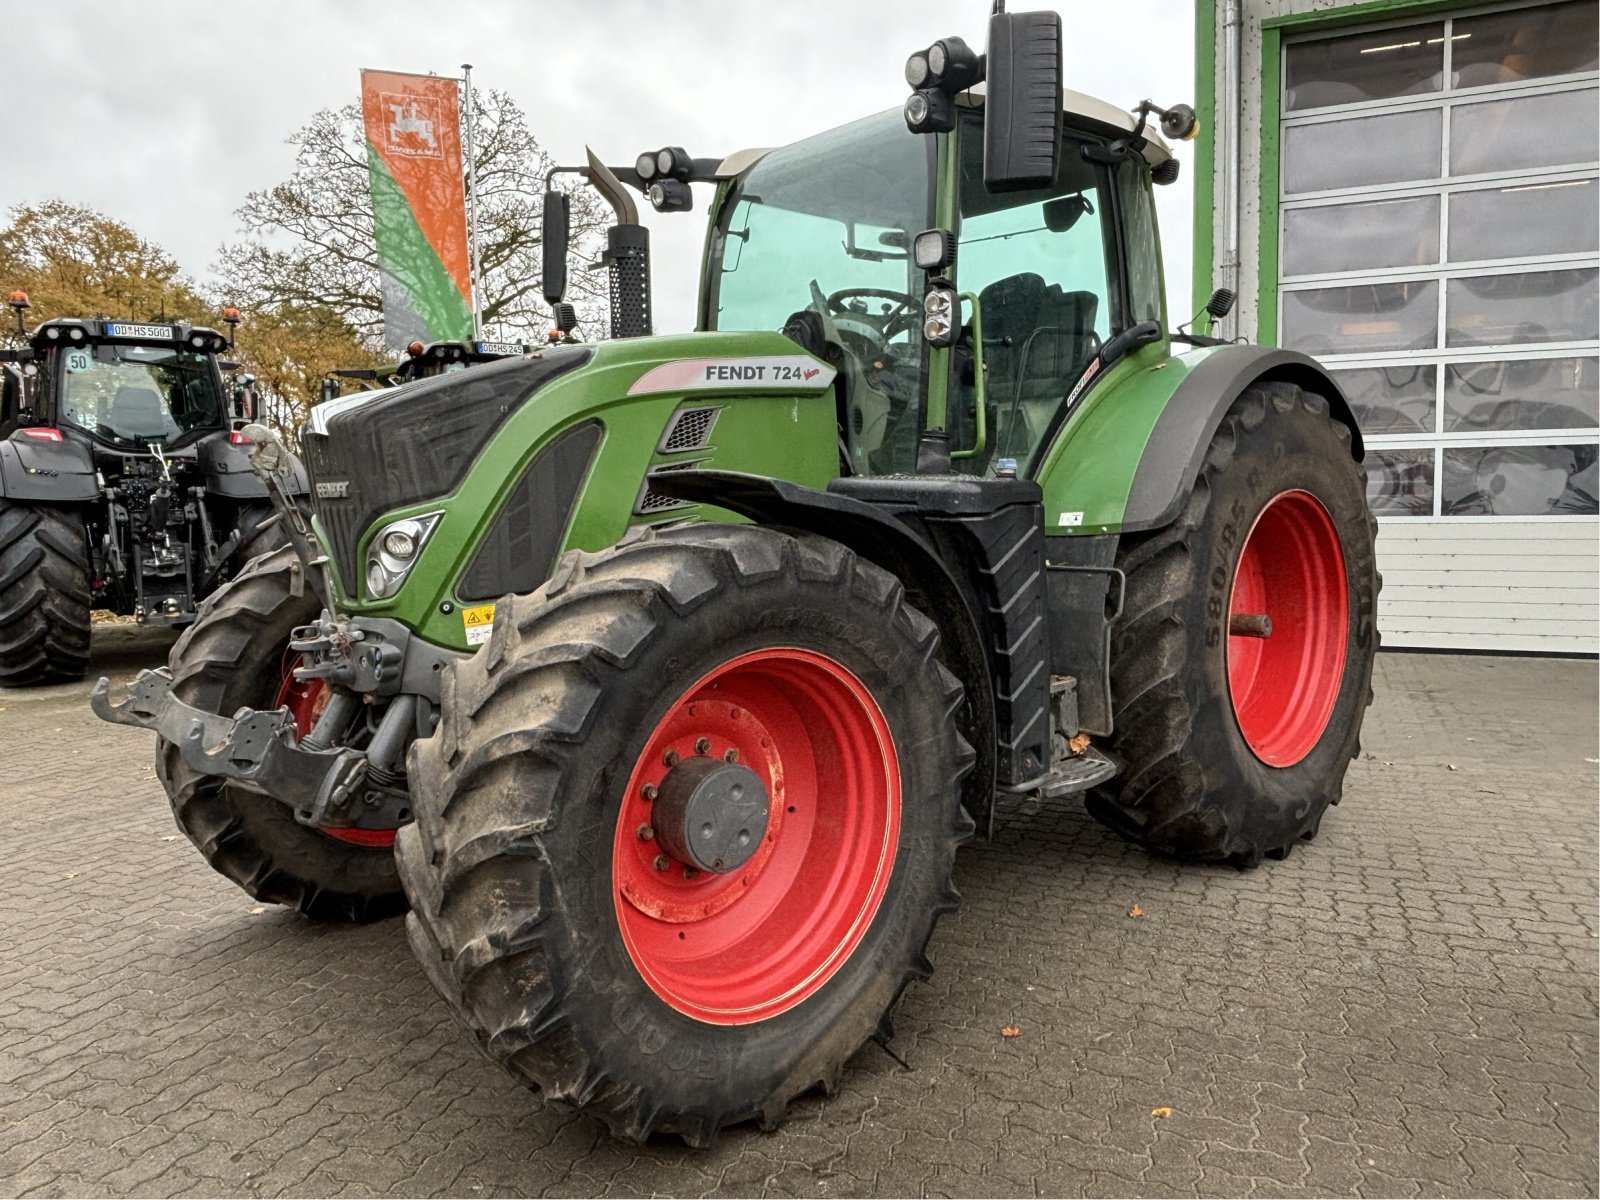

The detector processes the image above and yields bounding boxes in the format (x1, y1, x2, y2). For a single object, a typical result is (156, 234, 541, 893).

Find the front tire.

(0, 500, 91, 687)
(397, 524, 973, 1145)
(157, 546, 405, 921)
(1087, 381, 1379, 865)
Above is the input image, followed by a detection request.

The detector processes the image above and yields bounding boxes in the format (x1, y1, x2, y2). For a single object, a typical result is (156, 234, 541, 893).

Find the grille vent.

(659, 406, 720, 453)
(634, 460, 704, 516)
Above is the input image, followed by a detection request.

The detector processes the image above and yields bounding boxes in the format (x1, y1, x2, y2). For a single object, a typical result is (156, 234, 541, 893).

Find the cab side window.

(953, 113, 1119, 470)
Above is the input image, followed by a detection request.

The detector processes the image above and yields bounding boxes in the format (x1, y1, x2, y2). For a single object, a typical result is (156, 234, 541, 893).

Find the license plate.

(105, 322, 174, 340)
(474, 340, 525, 356)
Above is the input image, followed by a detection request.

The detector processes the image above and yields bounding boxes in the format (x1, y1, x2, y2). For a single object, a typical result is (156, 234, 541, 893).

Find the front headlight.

(365, 511, 441, 600)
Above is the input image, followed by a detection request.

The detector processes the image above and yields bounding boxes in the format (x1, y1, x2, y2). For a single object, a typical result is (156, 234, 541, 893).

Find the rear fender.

(0, 435, 99, 503)
(1036, 344, 1362, 537)
(197, 431, 309, 499)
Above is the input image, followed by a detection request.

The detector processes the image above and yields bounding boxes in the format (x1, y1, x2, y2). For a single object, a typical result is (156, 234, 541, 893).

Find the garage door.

(1276, 0, 1599, 652)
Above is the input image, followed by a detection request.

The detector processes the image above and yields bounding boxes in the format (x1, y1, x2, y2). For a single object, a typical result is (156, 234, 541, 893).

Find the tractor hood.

(299, 330, 841, 643)
(300, 346, 594, 592)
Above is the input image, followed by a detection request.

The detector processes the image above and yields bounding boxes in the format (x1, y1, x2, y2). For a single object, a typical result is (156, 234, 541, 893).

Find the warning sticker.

(461, 603, 496, 647)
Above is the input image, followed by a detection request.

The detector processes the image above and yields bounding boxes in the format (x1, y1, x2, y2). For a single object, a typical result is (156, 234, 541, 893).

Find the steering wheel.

(826, 288, 920, 339)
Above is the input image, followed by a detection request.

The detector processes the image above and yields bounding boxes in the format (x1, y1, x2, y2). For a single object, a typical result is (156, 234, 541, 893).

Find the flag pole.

(462, 62, 484, 340)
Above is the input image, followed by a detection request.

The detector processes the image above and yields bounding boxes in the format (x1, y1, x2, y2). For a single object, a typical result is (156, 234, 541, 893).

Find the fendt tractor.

(0, 296, 303, 685)
(318, 335, 553, 403)
(96, 7, 1379, 1145)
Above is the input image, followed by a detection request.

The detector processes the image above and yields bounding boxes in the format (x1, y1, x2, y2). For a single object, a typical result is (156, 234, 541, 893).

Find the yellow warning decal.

(461, 603, 496, 646)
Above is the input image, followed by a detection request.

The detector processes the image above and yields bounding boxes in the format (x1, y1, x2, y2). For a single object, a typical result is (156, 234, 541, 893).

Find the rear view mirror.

(984, 10, 1063, 192)
(542, 190, 570, 306)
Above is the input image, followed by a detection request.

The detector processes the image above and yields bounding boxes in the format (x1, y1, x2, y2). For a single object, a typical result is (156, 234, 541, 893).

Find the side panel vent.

(635, 460, 705, 516)
(659, 406, 720, 454)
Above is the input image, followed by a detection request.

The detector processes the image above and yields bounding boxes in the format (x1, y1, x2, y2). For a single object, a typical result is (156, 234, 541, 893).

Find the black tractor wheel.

(397, 524, 973, 1145)
(0, 499, 91, 687)
(1087, 381, 1379, 865)
(157, 546, 405, 921)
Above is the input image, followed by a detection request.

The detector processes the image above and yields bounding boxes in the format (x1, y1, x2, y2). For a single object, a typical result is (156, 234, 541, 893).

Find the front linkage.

(92, 426, 458, 839)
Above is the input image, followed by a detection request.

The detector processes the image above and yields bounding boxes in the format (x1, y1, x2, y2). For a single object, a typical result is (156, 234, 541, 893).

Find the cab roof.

(715, 88, 1173, 178)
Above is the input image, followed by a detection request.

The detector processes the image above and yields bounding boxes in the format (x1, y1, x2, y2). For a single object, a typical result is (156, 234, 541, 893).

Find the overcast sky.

(6, 1, 1197, 332)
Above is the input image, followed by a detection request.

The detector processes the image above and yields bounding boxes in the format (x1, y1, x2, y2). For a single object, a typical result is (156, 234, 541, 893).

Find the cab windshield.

(705, 110, 934, 474)
(57, 344, 225, 446)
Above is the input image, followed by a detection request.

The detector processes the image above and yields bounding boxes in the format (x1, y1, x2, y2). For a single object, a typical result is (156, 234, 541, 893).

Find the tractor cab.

(0, 298, 303, 640)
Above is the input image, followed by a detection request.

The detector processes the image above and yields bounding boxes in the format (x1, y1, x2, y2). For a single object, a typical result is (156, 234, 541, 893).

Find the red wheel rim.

(274, 653, 396, 848)
(612, 648, 900, 1025)
(1226, 489, 1349, 767)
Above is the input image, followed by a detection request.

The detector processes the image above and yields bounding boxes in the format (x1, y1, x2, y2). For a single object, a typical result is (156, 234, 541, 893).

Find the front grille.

(303, 349, 591, 593)
(659, 406, 719, 453)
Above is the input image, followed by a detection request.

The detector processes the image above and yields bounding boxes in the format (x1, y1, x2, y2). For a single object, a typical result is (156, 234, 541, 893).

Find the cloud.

(4, 1, 1196, 330)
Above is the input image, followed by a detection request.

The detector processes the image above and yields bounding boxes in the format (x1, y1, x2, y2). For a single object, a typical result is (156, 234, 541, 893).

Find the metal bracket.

(88, 670, 389, 830)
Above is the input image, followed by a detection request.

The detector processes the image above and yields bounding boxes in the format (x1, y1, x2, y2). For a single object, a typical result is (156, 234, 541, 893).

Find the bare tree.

(217, 89, 611, 347)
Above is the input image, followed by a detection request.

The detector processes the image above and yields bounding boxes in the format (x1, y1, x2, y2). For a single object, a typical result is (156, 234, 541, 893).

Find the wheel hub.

(653, 756, 769, 874)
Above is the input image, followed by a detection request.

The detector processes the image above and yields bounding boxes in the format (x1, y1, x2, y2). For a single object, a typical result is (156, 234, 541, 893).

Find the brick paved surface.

(1, 627, 1595, 1198)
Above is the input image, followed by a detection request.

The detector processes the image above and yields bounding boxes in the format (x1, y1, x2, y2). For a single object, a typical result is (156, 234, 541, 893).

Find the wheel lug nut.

(694, 737, 711, 755)
(663, 749, 680, 768)
(653, 855, 671, 872)
(636, 824, 654, 841)
(682, 866, 698, 880)
(723, 747, 740, 763)
(641, 783, 658, 802)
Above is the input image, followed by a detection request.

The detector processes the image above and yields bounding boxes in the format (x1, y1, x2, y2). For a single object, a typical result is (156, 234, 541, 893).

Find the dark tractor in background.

(0, 296, 305, 685)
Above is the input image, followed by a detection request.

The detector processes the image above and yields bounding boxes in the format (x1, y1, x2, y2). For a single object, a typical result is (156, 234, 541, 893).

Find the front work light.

(365, 512, 442, 600)
(922, 286, 959, 346)
(904, 88, 956, 134)
(924, 36, 982, 91)
(648, 178, 693, 213)
(913, 227, 956, 272)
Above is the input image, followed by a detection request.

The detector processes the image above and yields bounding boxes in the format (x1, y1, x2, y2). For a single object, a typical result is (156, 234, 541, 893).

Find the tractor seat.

(106, 385, 171, 440)
(978, 273, 1100, 411)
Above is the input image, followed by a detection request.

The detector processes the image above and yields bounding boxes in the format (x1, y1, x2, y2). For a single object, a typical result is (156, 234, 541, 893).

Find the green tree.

(217, 88, 611, 348)
(0, 201, 378, 436)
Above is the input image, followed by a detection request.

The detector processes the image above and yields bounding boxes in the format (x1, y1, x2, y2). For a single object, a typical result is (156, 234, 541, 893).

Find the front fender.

(0, 435, 99, 502)
(1035, 344, 1361, 537)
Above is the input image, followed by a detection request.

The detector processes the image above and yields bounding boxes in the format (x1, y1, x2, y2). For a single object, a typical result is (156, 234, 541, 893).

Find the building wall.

(1198, 0, 1599, 653)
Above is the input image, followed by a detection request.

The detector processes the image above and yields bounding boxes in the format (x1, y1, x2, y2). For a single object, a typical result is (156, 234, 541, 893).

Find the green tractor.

(95, 8, 1377, 1145)
(317, 336, 551, 403)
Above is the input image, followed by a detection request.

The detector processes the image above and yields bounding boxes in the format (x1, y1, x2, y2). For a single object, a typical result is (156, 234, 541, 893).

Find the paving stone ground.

(1, 626, 1595, 1198)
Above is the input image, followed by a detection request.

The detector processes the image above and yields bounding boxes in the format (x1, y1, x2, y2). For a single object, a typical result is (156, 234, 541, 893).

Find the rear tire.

(156, 546, 405, 921)
(1086, 382, 1379, 865)
(397, 524, 973, 1145)
(0, 500, 91, 687)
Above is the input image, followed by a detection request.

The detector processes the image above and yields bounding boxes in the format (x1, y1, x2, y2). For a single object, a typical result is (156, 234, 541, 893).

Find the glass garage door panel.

(1283, 109, 1441, 194)
(1282, 280, 1439, 354)
(1445, 268, 1600, 346)
(1364, 448, 1435, 515)
(1449, 179, 1600, 262)
(1441, 443, 1600, 515)
(1285, 21, 1444, 110)
(1331, 365, 1437, 434)
(1444, 357, 1600, 431)
(1284, 195, 1439, 275)
(1450, 88, 1600, 175)
(1450, 1, 1599, 89)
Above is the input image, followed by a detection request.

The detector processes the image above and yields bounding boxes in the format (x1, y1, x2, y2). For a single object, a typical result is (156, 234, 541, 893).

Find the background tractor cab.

(0, 294, 305, 683)
(318, 337, 539, 403)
